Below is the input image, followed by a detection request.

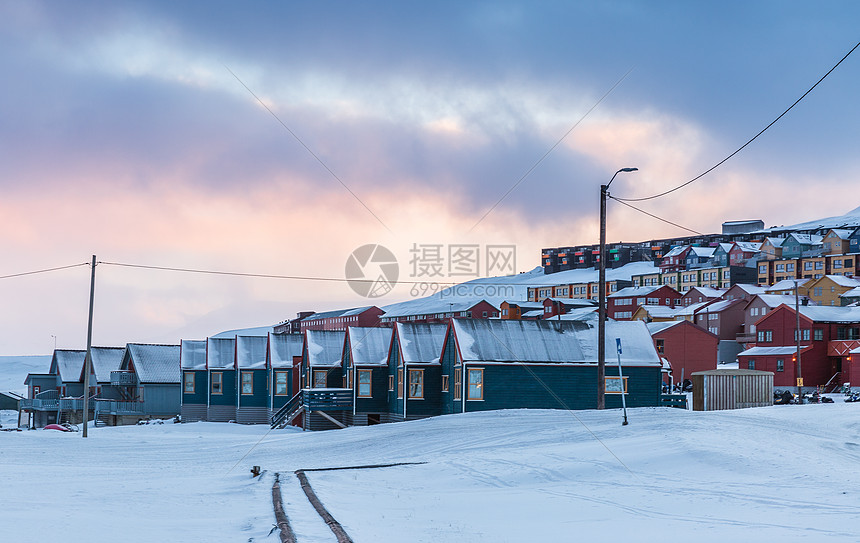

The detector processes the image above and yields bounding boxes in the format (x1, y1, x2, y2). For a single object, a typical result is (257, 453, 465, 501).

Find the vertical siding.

(693, 372, 774, 411)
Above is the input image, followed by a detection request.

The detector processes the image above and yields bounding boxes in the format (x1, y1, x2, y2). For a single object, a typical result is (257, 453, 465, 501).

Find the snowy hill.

(760, 204, 860, 233)
(2, 403, 858, 541)
(0, 355, 51, 394)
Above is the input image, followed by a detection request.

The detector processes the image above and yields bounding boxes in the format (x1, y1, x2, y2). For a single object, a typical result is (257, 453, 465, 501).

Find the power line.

(609, 196, 704, 235)
(616, 39, 860, 203)
(0, 262, 90, 280)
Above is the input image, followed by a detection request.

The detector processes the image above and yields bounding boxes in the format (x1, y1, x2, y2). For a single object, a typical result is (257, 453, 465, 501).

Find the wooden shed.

(691, 368, 774, 411)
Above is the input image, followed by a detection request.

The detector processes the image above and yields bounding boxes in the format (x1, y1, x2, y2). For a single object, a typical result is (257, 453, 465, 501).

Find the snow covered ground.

(0, 354, 51, 394)
(2, 404, 859, 542)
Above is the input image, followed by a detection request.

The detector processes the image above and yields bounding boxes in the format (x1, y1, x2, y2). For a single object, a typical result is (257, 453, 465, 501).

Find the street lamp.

(598, 167, 638, 410)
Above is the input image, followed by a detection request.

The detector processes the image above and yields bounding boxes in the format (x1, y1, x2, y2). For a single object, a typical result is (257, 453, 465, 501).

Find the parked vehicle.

(773, 390, 794, 405)
(845, 391, 860, 403)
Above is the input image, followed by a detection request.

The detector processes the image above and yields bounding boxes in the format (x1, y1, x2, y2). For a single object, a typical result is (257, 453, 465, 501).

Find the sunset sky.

(1, 1, 859, 355)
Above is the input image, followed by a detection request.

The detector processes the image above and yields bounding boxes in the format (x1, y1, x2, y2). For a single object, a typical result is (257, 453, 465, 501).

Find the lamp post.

(598, 167, 638, 410)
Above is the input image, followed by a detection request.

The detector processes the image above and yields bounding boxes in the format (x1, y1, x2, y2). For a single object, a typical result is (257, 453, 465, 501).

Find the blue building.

(206, 337, 236, 422)
(180, 339, 207, 422)
(342, 326, 393, 426)
(236, 335, 269, 424)
(268, 333, 303, 424)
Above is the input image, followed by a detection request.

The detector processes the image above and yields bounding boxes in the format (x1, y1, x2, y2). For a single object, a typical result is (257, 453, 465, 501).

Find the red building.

(737, 305, 860, 389)
(607, 285, 680, 321)
(647, 320, 719, 386)
(379, 299, 499, 325)
(300, 306, 383, 331)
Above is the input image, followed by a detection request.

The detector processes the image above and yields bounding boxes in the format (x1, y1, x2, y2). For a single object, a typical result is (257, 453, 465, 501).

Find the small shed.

(691, 368, 774, 411)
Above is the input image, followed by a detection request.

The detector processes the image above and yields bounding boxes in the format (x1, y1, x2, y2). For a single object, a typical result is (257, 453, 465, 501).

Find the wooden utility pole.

(82, 255, 96, 438)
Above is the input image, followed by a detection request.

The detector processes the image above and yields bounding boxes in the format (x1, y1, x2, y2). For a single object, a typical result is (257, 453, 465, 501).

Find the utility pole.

(795, 280, 803, 399)
(598, 167, 637, 410)
(82, 255, 96, 438)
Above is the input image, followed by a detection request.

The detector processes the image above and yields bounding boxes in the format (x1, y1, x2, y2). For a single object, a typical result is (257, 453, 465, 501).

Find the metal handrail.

(270, 390, 303, 428)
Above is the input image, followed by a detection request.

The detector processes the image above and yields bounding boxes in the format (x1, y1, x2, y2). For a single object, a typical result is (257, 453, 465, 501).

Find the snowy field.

(2, 404, 859, 542)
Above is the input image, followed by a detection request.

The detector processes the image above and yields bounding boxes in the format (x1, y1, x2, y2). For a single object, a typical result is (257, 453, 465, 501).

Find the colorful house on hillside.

(439, 319, 662, 414)
(388, 322, 447, 423)
(608, 285, 680, 321)
(206, 337, 236, 422)
(236, 335, 269, 424)
(805, 275, 860, 307)
(738, 305, 860, 389)
(342, 326, 393, 426)
(180, 339, 207, 422)
(647, 320, 719, 386)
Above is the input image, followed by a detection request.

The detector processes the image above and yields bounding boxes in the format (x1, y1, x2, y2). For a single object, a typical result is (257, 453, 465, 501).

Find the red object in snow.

(44, 424, 70, 432)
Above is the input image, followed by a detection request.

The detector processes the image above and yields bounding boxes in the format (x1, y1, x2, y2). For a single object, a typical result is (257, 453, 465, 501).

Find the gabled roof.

(501, 300, 544, 310)
(123, 344, 180, 384)
(450, 319, 660, 366)
(738, 346, 811, 357)
(206, 337, 235, 370)
(382, 298, 495, 319)
(268, 333, 304, 369)
(733, 241, 762, 252)
(236, 335, 268, 370)
(180, 340, 207, 370)
(688, 246, 716, 258)
(395, 322, 447, 364)
(786, 233, 823, 245)
(346, 327, 393, 366)
(765, 278, 811, 292)
(684, 286, 725, 298)
(634, 305, 681, 319)
(748, 294, 800, 309)
(694, 299, 742, 314)
(50, 350, 85, 383)
(824, 228, 852, 239)
(608, 285, 663, 298)
(304, 306, 376, 322)
(728, 284, 767, 296)
(840, 287, 860, 299)
(814, 275, 860, 288)
(304, 330, 345, 367)
(646, 321, 684, 335)
(211, 325, 273, 338)
(797, 305, 860, 323)
(663, 245, 688, 258)
(85, 347, 126, 383)
(557, 307, 599, 322)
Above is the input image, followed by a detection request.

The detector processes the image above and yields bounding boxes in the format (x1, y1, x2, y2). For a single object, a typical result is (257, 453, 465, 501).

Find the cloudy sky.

(1, 1, 859, 355)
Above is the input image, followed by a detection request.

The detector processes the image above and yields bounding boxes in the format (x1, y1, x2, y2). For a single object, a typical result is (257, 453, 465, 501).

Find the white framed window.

(313, 369, 327, 388)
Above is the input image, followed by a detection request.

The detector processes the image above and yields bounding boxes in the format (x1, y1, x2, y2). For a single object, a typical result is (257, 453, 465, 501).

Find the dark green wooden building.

(300, 329, 348, 430)
(180, 339, 208, 422)
(268, 333, 303, 423)
(387, 322, 447, 422)
(343, 326, 393, 426)
(206, 337, 236, 422)
(440, 319, 662, 414)
(236, 335, 269, 424)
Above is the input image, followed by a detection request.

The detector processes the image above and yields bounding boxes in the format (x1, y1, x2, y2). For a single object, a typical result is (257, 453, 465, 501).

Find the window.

(814, 287, 823, 297)
(748, 359, 755, 370)
(776, 359, 784, 372)
(467, 368, 483, 400)
(776, 264, 785, 272)
(655, 339, 664, 354)
(814, 329, 823, 341)
(357, 369, 372, 398)
(815, 261, 823, 270)
(33, 385, 41, 396)
(786, 263, 794, 272)
(804, 262, 813, 271)
(709, 327, 718, 334)
(397, 368, 404, 398)
(408, 369, 424, 399)
(388, 375, 394, 392)
(313, 369, 327, 388)
(211, 372, 223, 394)
(834, 259, 843, 269)
(757, 331, 772, 342)
(275, 371, 288, 396)
(845, 258, 854, 268)
(751, 307, 759, 316)
(442, 374, 449, 392)
(453, 368, 462, 400)
(759, 265, 767, 274)
(241, 371, 253, 395)
(709, 313, 718, 320)
(183, 372, 195, 394)
(794, 329, 811, 341)
(605, 376, 628, 393)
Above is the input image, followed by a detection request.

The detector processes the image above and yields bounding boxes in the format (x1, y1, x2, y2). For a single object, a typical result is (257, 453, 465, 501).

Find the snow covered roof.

(180, 340, 207, 370)
(609, 285, 662, 298)
(685, 286, 725, 298)
(730, 284, 767, 296)
(755, 206, 860, 234)
(738, 346, 808, 357)
(734, 241, 762, 252)
(51, 350, 85, 383)
(124, 344, 180, 384)
(766, 279, 810, 292)
(825, 228, 852, 239)
(522, 309, 544, 318)
(395, 322, 447, 364)
(673, 302, 711, 317)
(696, 299, 741, 314)
(346, 327, 393, 366)
(304, 307, 375, 321)
(646, 321, 684, 335)
(787, 233, 823, 245)
(546, 297, 598, 306)
(450, 319, 660, 366)
(206, 337, 235, 370)
(304, 330, 345, 367)
(382, 297, 496, 319)
(749, 294, 801, 309)
(236, 335, 268, 370)
(502, 300, 544, 310)
(763, 237, 785, 247)
(557, 307, 599, 322)
(840, 287, 860, 299)
(268, 333, 304, 369)
(211, 325, 274, 338)
(636, 305, 681, 319)
(663, 246, 687, 258)
(819, 275, 860, 288)
(688, 246, 716, 258)
(798, 305, 860, 323)
(87, 347, 125, 383)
